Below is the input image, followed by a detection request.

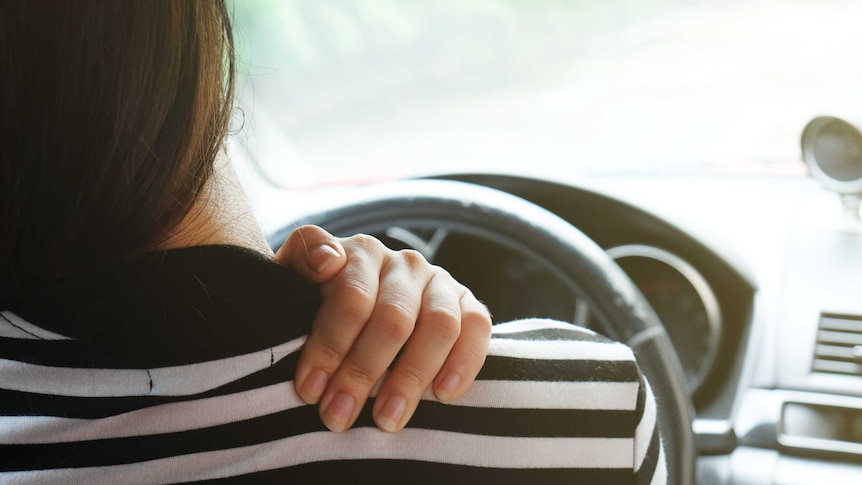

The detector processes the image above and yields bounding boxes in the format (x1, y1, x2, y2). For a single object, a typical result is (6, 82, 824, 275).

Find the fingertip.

(296, 368, 329, 404)
(433, 371, 462, 401)
(320, 391, 357, 433)
(309, 243, 345, 277)
(275, 225, 346, 281)
(375, 395, 407, 433)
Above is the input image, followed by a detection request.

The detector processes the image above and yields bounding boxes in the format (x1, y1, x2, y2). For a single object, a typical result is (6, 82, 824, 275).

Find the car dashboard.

(430, 172, 862, 484)
(244, 156, 862, 483)
(433, 173, 755, 414)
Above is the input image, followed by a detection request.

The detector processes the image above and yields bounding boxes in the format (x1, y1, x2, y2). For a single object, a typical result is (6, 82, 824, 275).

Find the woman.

(0, 1, 664, 483)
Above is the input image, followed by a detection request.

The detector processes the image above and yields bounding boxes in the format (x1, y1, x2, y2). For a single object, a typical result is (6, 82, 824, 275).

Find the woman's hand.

(274, 225, 492, 433)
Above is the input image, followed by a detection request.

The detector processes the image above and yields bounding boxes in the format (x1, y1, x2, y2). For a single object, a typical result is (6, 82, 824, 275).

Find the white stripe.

(444, 380, 639, 410)
(2, 377, 637, 444)
(0, 359, 151, 397)
(488, 338, 635, 361)
(0, 311, 71, 340)
(0, 335, 306, 397)
(634, 375, 658, 470)
(492, 318, 599, 336)
(0, 381, 306, 444)
(649, 441, 667, 485)
(0, 430, 634, 485)
(0, 320, 35, 339)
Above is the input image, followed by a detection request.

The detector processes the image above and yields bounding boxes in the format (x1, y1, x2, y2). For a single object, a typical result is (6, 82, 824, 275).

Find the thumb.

(274, 225, 347, 283)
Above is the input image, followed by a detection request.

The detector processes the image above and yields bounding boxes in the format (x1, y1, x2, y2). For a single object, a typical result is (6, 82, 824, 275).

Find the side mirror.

(801, 116, 862, 220)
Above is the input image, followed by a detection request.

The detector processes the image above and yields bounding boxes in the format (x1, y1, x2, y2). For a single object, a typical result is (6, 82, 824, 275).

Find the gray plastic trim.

(607, 244, 723, 394)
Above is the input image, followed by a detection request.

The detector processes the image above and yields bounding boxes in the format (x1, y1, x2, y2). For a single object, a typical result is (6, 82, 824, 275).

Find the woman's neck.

(159, 154, 274, 257)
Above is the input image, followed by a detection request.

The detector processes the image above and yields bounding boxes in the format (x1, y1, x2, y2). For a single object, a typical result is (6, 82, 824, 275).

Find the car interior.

(230, 1, 862, 483)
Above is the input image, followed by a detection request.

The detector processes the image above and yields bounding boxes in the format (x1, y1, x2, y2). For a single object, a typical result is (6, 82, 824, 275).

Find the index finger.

(293, 234, 385, 405)
(274, 225, 347, 282)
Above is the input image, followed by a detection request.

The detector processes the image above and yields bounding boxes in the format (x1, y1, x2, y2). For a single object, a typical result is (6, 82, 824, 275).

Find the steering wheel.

(269, 178, 695, 484)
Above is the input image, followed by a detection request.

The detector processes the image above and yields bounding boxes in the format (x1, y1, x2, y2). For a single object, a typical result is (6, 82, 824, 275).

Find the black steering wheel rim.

(269, 178, 695, 484)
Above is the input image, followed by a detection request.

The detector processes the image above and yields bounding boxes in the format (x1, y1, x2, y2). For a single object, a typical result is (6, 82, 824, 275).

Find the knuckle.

(309, 339, 348, 366)
(398, 249, 426, 268)
(463, 305, 493, 334)
(375, 302, 416, 341)
(393, 361, 432, 391)
(463, 345, 489, 369)
(340, 363, 380, 388)
(347, 233, 384, 253)
(423, 306, 461, 342)
(339, 277, 376, 301)
(330, 278, 376, 320)
(432, 265, 453, 279)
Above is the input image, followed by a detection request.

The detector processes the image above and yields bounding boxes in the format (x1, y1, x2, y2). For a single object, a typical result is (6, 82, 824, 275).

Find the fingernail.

(436, 373, 461, 401)
(377, 396, 407, 433)
(325, 392, 355, 432)
(309, 244, 341, 274)
(300, 369, 328, 403)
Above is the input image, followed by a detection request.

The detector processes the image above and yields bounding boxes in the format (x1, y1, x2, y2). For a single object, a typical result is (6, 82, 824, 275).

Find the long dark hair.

(0, 0, 235, 291)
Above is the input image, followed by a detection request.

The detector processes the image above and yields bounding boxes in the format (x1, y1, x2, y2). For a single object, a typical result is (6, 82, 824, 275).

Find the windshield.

(232, 0, 862, 186)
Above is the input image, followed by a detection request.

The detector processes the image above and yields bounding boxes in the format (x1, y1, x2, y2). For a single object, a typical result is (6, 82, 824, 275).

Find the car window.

(232, 0, 862, 185)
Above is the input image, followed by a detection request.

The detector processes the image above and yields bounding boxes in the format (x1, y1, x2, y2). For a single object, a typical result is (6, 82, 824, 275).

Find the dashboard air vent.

(813, 313, 862, 377)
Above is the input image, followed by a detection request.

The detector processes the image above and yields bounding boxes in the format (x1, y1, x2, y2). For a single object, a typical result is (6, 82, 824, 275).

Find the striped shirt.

(0, 245, 665, 484)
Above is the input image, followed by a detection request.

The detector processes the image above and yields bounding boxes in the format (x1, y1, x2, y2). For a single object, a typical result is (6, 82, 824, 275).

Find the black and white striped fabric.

(0, 245, 664, 484)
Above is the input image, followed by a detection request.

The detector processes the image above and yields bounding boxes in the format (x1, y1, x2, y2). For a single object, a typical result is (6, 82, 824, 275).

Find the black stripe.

(0, 322, 615, 367)
(479, 355, 639, 382)
(0, 388, 200, 419)
(636, 421, 662, 485)
(0, 401, 634, 471)
(493, 327, 611, 343)
(0, 406, 322, 471)
(412, 401, 634, 437)
(178, 460, 635, 485)
(0, 324, 311, 369)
